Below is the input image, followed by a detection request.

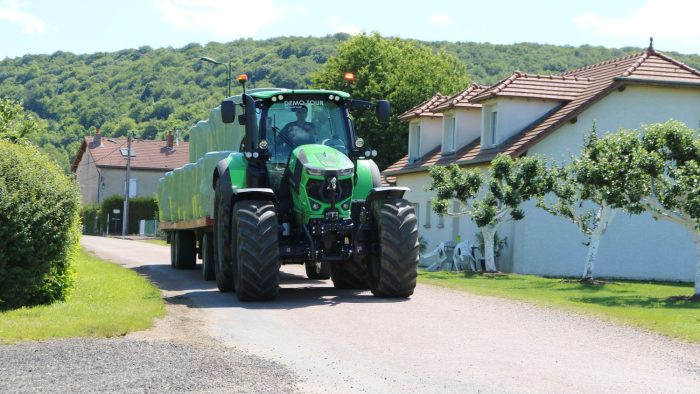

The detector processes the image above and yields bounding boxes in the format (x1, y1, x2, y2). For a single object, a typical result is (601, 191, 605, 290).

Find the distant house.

(383, 44, 700, 282)
(71, 131, 189, 205)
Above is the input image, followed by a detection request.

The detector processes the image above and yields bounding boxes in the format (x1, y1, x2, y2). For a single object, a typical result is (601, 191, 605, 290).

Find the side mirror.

(221, 100, 235, 124)
(376, 100, 391, 124)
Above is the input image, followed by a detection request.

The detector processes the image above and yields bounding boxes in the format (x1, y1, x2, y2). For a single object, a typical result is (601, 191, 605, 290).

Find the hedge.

(0, 141, 80, 309)
(80, 203, 101, 235)
(99, 195, 159, 235)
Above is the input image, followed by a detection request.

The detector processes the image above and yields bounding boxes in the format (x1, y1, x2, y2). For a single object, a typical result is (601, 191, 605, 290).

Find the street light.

(200, 56, 232, 97)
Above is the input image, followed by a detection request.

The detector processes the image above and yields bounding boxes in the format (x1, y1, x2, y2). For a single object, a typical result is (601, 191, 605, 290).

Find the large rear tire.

(201, 232, 215, 281)
(368, 198, 419, 298)
(233, 200, 279, 301)
(214, 179, 234, 292)
(172, 230, 197, 270)
(330, 258, 369, 289)
(305, 262, 331, 280)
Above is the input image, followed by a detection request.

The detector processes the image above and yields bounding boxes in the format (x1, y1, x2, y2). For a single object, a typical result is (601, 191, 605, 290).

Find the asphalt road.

(81, 235, 700, 393)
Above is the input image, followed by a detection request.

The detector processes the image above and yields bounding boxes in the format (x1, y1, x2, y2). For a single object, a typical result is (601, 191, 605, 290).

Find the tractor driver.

(281, 105, 316, 146)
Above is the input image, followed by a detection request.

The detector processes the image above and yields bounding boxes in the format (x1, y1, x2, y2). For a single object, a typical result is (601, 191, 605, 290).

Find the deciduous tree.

(429, 154, 551, 272)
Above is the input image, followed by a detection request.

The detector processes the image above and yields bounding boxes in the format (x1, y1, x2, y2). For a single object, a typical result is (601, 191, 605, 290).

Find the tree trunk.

(582, 205, 616, 280)
(481, 227, 497, 272)
(693, 231, 700, 297)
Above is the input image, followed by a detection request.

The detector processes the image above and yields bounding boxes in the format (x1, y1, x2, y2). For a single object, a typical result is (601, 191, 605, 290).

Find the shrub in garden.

(100, 194, 159, 234)
(0, 141, 80, 309)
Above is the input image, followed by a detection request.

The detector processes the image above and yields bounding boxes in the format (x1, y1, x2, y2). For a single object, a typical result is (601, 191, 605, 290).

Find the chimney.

(94, 128, 102, 146)
(166, 130, 174, 149)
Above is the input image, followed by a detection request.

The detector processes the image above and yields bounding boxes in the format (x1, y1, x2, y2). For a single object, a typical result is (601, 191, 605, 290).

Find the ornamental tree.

(539, 128, 654, 281)
(638, 120, 700, 297)
(429, 154, 551, 272)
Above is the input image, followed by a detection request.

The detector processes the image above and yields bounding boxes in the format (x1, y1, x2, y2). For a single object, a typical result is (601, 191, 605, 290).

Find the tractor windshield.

(263, 99, 350, 164)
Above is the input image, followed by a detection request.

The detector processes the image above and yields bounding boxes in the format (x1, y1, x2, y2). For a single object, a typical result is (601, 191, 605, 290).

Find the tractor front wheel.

(368, 198, 419, 298)
(232, 200, 280, 301)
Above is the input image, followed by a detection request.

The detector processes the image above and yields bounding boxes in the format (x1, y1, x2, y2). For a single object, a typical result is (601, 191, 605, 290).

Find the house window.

(442, 115, 456, 154)
(409, 123, 421, 162)
(424, 201, 431, 228)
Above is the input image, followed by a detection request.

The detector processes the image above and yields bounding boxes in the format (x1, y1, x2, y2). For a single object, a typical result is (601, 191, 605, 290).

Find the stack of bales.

(159, 101, 245, 222)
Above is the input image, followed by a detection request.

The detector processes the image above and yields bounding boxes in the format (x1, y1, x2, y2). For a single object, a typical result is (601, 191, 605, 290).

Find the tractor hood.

(290, 144, 354, 176)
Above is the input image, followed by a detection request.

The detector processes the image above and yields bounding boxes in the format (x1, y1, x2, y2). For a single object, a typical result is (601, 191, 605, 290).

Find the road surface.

(81, 236, 700, 393)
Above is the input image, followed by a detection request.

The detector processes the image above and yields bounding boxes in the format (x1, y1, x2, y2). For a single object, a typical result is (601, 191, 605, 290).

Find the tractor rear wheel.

(330, 259, 369, 289)
(305, 262, 331, 280)
(214, 179, 234, 292)
(232, 200, 279, 301)
(201, 232, 215, 281)
(172, 230, 197, 270)
(368, 198, 419, 298)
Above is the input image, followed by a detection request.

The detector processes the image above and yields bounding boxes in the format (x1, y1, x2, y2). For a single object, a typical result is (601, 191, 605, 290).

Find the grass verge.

(0, 247, 165, 344)
(142, 238, 168, 247)
(418, 270, 700, 342)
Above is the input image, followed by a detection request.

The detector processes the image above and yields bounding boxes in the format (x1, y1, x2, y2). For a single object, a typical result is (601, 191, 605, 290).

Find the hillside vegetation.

(2, 34, 699, 171)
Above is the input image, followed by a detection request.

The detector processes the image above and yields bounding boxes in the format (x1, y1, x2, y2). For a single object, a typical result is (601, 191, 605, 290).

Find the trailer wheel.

(305, 262, 331, 280)
(368, 198, 419, 298)
(172, 230, 197, 270)
(330, 259, 369, 289)
(201, 232, 215, 281)
(214, 180, 234, 292)
(232, 200, 279, 301)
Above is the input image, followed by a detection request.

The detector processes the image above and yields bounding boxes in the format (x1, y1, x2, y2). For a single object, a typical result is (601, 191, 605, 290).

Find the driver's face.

(297, 110, 307, 120)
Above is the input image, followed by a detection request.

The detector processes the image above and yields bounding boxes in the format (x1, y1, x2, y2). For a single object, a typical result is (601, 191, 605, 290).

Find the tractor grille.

(306, 177, 352, 203)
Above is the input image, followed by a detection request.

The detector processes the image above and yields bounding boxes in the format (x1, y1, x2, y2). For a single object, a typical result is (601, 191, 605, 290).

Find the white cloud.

(325, 15, 361, 35)
(152, 0, 288, 38)
(573, 0, 700, 44)
(0, 0, 45, 33)
(428, 14, 451, 28)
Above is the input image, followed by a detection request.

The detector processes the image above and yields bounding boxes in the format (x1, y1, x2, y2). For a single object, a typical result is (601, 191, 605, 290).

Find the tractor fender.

(365, 186, 410, 208)
(232, 188, 277, 205)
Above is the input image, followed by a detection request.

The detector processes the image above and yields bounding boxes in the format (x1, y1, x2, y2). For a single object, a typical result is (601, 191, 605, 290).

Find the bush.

(80, 203, 101, 235)
(0, 141, 80, 309)
(100, 194, 159, 235)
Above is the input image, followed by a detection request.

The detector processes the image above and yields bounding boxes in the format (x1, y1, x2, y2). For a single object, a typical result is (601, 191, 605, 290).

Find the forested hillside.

(1, 34, 698, 171)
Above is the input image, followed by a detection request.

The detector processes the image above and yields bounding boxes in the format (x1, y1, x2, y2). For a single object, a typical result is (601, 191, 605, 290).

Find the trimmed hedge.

(80, 203, 101, 235)
(0, 141, 80, 310)
(100, 195, 159, 235)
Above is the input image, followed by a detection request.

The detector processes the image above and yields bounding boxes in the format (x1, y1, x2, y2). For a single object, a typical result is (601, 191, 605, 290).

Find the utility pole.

(122, 132, 132, 237)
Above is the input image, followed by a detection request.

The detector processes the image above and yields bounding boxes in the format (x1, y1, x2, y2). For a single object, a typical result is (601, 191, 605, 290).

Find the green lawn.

(419, 270, 700, 342)
(142, 238, 168, 247)
(0, 247, 165, 344)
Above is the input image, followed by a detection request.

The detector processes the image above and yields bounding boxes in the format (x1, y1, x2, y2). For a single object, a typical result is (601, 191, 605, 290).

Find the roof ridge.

(561, 51, 644, 76)
(621, 51, 650, 77)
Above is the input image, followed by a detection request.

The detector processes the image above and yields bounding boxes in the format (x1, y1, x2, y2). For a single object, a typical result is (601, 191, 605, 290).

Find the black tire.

(233, 200, 279, 301)
(172, 230, 197, 270)
(368, 198, 419, 298)
(305, 262, 331, 280)
(201, 232, 215, 281)
(330, 258, 369, 289)
(214, 180, 234, 292)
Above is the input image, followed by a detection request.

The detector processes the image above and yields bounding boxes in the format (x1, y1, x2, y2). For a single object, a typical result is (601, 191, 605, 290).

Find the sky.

(1, 0, 699, 59)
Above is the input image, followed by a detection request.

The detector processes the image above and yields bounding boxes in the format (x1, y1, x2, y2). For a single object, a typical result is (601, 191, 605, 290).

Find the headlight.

(338, 166, 354, 176)
(306, 166, 324, 176)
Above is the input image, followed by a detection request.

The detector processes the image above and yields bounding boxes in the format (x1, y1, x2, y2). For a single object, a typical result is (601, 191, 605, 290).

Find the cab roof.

(248, 89, 351, 100)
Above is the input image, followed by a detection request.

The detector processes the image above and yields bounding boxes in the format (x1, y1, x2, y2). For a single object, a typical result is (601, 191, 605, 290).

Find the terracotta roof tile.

(432, 84, 487, 112)
(72, 137, 190, 172)
(397, 93, 450, 121)
(383, 47, 700, 176)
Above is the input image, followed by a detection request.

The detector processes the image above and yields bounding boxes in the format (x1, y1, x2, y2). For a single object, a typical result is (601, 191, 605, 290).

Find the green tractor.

(160, 82, 419, 302)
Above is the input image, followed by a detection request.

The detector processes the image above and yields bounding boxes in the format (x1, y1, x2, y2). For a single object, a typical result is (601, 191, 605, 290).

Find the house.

(383, 43, 700, 282)
(71, 130, 189, 205)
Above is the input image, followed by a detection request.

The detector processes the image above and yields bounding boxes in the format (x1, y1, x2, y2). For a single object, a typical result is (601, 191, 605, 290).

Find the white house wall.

(515, 84, 700, 281)
(455, 109, 482, 149)
(419, 118, 443, 156)
(484, 98, 560, 146)
(100, 168, 167, 202)
(75, 150, 100, 205)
